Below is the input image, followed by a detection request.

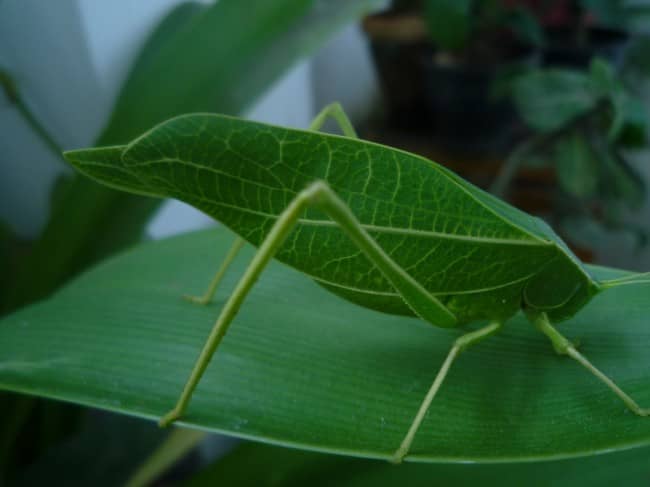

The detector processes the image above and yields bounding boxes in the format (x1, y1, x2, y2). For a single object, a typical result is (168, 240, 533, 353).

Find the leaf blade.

(1, 228, 649, 462)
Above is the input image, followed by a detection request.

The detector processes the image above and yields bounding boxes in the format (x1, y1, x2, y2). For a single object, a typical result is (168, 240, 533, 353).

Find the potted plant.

(421, 0, 542, 154)
(518, 0, 634, 67)
(491, 53, 649, 255)
(361, 1, 430, 129)
(363, 0, 542, 153)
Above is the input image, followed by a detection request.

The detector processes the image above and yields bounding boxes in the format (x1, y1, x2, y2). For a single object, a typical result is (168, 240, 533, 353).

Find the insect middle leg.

(392, 320, 502, 463)
(185, 103, 358, 305)
(534, 313, 648, 416)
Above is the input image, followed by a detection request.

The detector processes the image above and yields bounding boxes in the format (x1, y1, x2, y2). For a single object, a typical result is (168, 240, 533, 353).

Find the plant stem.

(1, 69, 62, 160)
(489, 134, 546, 198)
(490, 101, 608, 198)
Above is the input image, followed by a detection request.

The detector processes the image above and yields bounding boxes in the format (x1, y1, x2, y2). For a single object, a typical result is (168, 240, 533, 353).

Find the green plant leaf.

(424, 0, 473, 51)
(99, 0, 381, 144)
(505, 6, 545, 47)
(512, 70, 597, 132)
(599, 149, 647, 210)
(1, 228, 649, 462)
(186, 440, 650, 487)
(553, 133, 599, 199)
(588, 57, 617, 97)
(581, 0, 650, 32)
(8, 0, 377, 311)
(610, 92, 649, 147)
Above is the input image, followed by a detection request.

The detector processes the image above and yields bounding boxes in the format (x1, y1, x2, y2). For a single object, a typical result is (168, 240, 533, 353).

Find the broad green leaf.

(505, 6, 544, 47)
(63, 114, 593, 325)
(622, 35, 650, 82)
(8, 0, 377, 311)
(553, 133, 599, 199)
(588, 57, 617, 97)
(423, 0, 472, 51)
(186, 440, 650, 487)
(99, 0, 382, 144)
(512, 70, 597, 132)
(599, 149, 647, 209)
(581, 0, 650, 32)
(610, 92, 649, 147)
(1, 228, 649, 462)
(585, 57, 650, 146)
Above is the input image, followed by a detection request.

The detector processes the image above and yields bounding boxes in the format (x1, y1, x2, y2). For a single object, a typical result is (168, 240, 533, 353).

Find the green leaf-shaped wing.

(65, 114, 589, 322)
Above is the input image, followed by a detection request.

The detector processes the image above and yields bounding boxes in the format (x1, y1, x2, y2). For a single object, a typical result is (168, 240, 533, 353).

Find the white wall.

(148, 59, 315, 239)
(0, 0, 103, 238)
(0, 0, 319, 240)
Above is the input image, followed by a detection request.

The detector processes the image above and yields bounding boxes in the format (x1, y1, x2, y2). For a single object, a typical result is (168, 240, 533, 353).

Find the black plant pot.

(362, 11, 430, 130)
(422, 45, 539, 156)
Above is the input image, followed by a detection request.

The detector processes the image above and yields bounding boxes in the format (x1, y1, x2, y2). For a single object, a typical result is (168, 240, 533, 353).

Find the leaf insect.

(64, 103, 649, 463)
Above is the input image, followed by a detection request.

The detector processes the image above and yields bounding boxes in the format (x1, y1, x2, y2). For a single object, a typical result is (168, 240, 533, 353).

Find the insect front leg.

(309, 102, 358, 138)
(533, 313, 649, 417)
(160, 180, 455, 427)
(392, 320, 503, 463)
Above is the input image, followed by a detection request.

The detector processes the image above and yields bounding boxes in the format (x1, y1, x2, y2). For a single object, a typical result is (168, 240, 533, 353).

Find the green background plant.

(0, 0, 380, 483)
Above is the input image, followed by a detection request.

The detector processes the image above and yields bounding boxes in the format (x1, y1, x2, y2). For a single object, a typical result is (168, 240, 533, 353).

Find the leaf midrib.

(120, 154, 555, 246)
(122, 113, 557, 245)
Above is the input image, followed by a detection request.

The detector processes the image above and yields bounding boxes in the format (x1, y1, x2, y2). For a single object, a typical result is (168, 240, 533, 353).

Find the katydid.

(63, 103, 649, 463)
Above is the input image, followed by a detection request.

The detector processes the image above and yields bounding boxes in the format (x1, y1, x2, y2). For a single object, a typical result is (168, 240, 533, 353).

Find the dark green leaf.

(187, 440, 650, 487)
(505, 7, 545, 47)
(610, 93, 649, 147)
(599, 149, 647, 209)
(424, 0, 473, 51)
(588, 57, 617, 97)
(622, 35, 650, 81)
(1, 228, 649, 462)
(553, 133, 599, 198)
(581, 0, 650, 31)
(512, 70, 597, 132)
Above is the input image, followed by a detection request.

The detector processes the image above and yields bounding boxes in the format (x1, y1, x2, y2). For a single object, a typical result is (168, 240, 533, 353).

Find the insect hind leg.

(533, 313, 649, 417)
(160, 180, 455, 427)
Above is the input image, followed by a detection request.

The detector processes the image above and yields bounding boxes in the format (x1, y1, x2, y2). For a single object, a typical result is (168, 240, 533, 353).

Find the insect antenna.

(599, 272, 650, 289)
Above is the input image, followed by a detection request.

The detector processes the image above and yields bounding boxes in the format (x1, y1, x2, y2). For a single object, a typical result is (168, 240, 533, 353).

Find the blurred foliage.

(582, 0, 650, 32)
(423, 0, 543, 52)
(505, 54, 649, 241)
(0, 0, 379, 484)
(4, 0, 379, 314)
